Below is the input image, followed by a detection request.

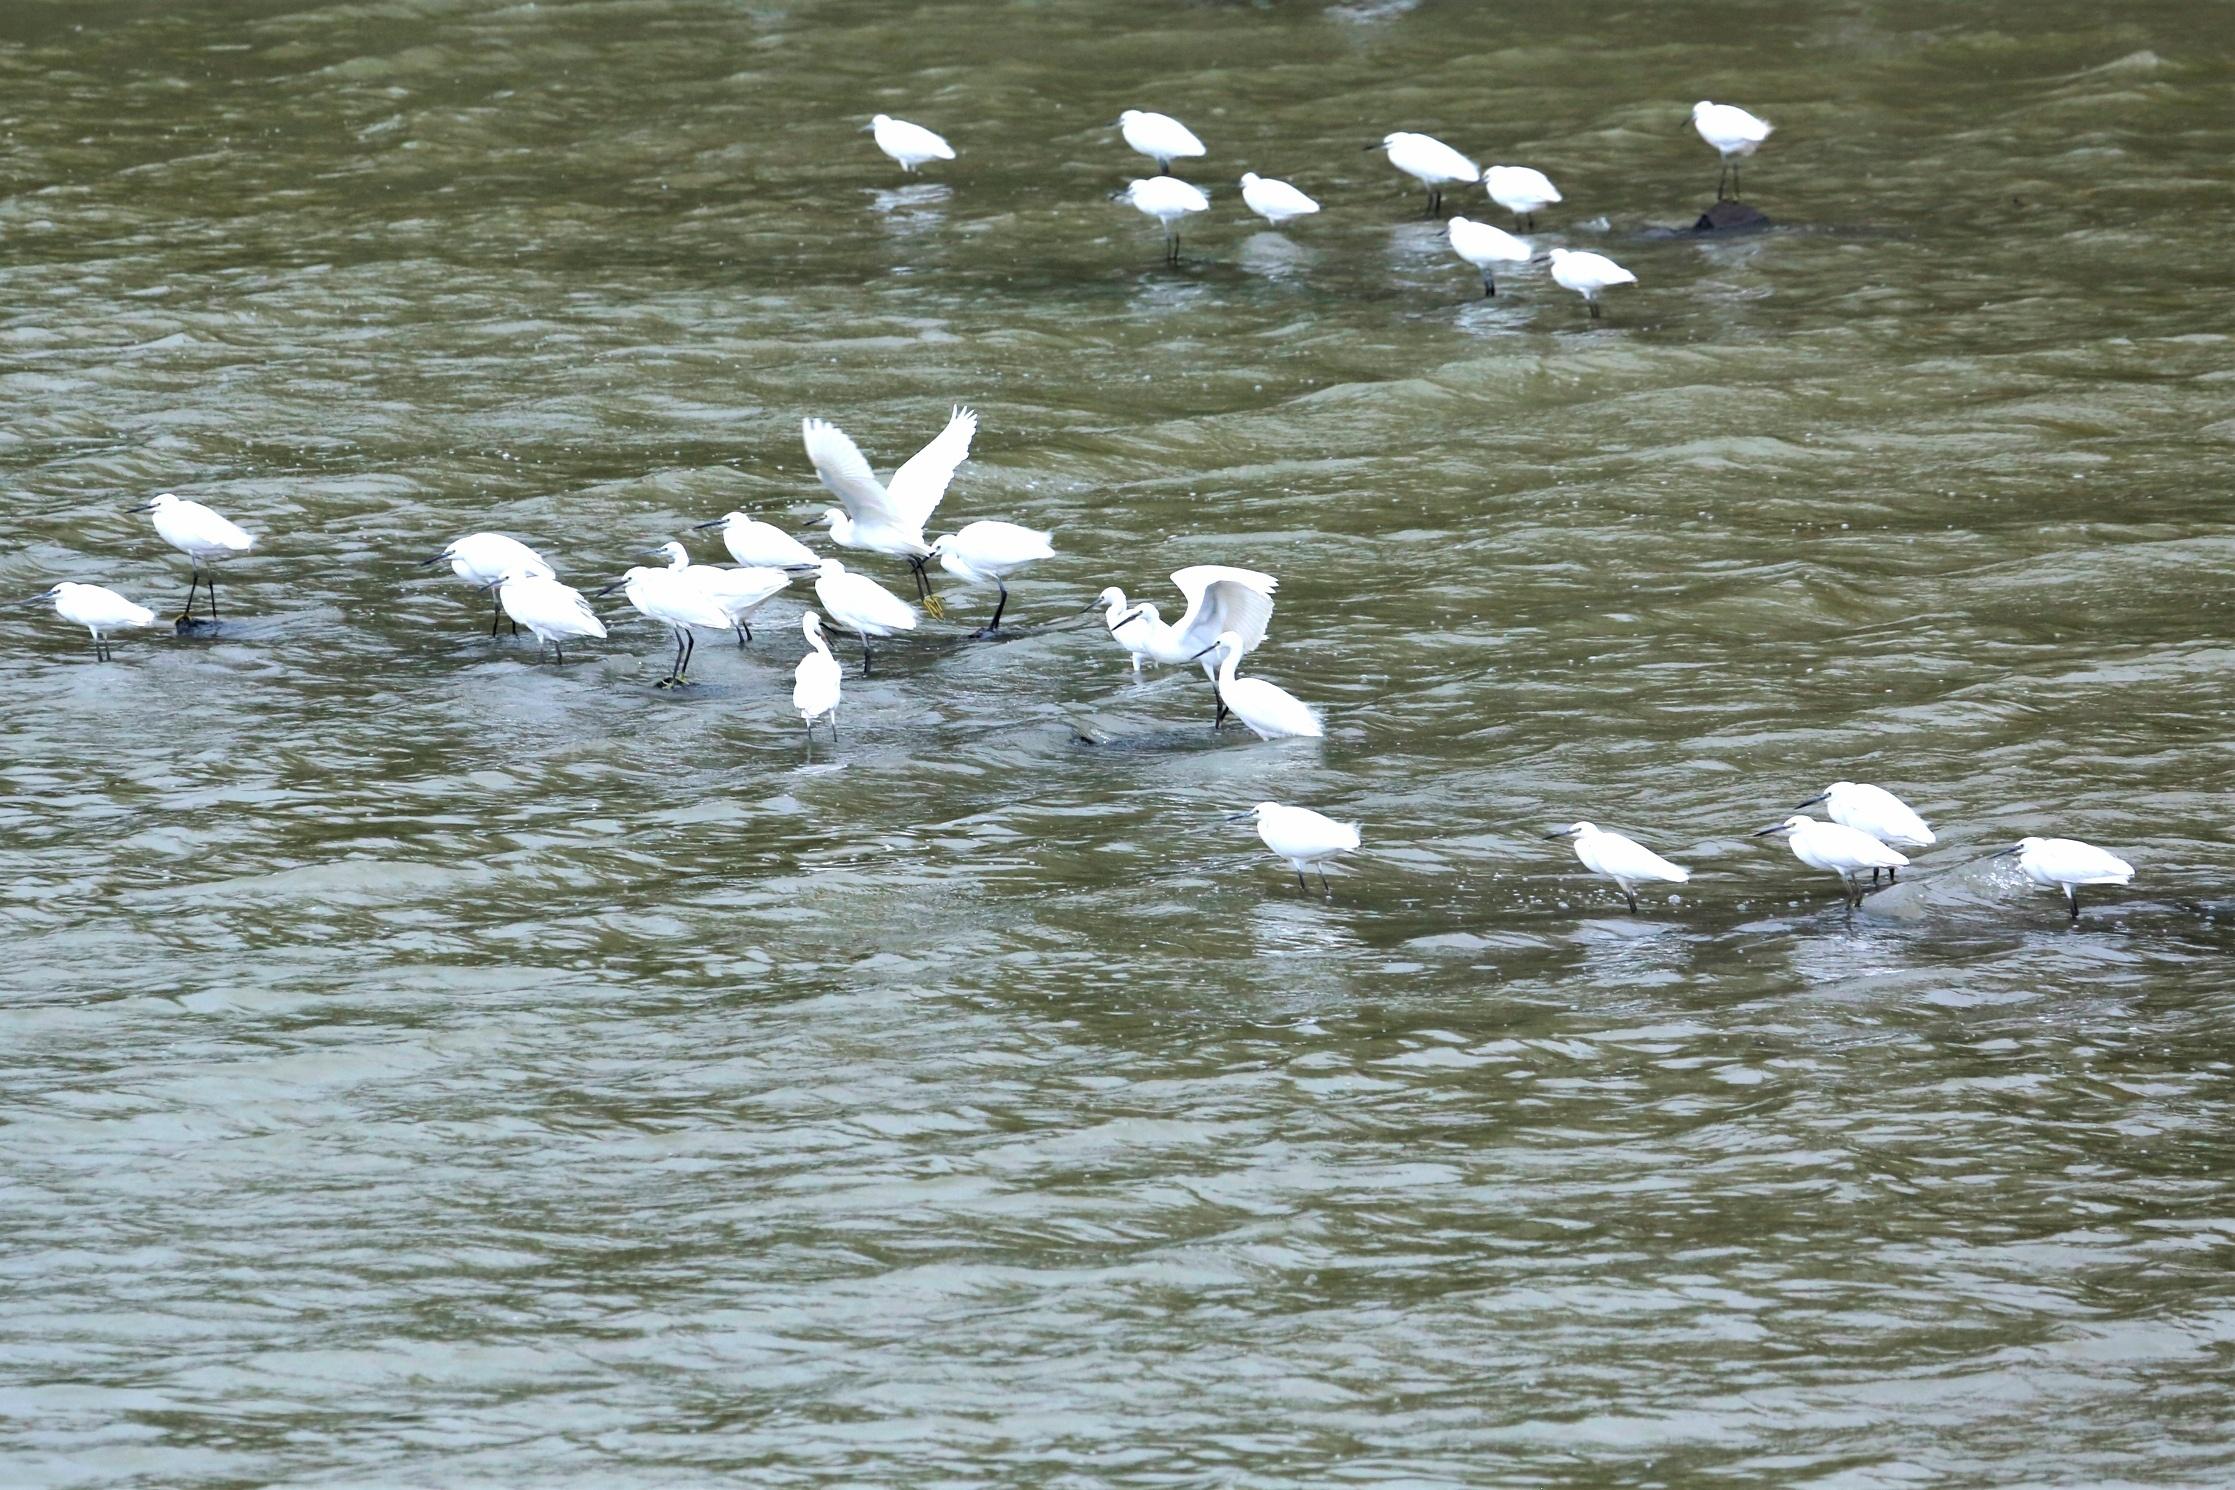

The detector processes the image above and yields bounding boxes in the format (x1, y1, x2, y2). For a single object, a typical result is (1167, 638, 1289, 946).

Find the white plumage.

(1447, 216, 1531, 297)
(493, 573, 606, 661)
(793, 612, 844, 746)
(928, 521, 1055, 634)
(1374, 132, 1479, 215)
(652, 541, 791, 645)
(605, 563, 736, 686)
(1545, 822, 1690, 914)
(1692, 100, 1773, 198)
(27, 582, 159, 662)
(1800, 782, 1935, 867)
(1239, 172, 1319, 225)
(1481, 164, 1561, 228)
(1754, 814, 1907, 907)
(1196, 629, 1322, 741)
(134, 491, 254, 622)
(1238, 802, 1361, 895)
(869, 114, 954, 173)
(422, 532, 555, 636)
(1548, 248, 1637, 319)
(812, 557, 917, 672)
(693, 511, 821, 571)
(1998, 836, 2134, 920)
(1118, 109, 1206, 172)
(1100, 566, 1279, 720)
(803, 406, 977, 603)
(1118, 177, 1209, 262)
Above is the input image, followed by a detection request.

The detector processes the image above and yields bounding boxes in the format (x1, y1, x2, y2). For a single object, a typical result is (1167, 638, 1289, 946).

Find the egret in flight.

(422, 532, 554, 636)
(1234, 802, 1360, 896)
(802, 406, 977, 615)
(132, 492, 253, 624)
(1542, 822, 1691, 914)
(20, 582, 159, 662)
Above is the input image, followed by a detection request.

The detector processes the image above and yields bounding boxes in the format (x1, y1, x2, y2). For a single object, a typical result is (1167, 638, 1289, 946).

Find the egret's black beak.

(417, 553, 449, 567)
(1540, 829, 1573, 840)
(15, 592, 54, 605)
(783, 563, 822, 575)
(1225, 811, 1255, 823)
(1991, 845, 2023, 859)
(128, 501, 158, 513)
(1189, 640, 1221, 660)
(1360, 141, 1382, 153)
(1750, 824, 1788, 837)
(690, 518, 727, 531)
(1109, 604, 1147, 631)
(595, 580, 626, 597)
(1795, 793, 1828, 809)
(477, 577, 504, 593)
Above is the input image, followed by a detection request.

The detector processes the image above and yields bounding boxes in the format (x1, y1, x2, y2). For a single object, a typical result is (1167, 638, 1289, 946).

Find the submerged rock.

(1693, 199, 1772, 232)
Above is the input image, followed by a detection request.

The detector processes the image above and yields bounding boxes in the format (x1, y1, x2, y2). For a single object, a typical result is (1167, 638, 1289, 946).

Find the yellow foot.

(921, 595, 946, 620)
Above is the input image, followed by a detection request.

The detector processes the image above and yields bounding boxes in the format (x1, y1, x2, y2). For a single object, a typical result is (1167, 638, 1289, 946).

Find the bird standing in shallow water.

(1691, 100, 1773, 200)
(929, 521, 1054, 636)
(1117, 177, 1209, 264)
(1191, 630, 1322, 740)
(651, 541, 791, 648)
(1095, 566, 1277, 723)
(1996, 836, 2133, 921)
(490, 572, 606, 664)
(1235, 802, 1360, 896)
(793, 612, 843, 751)
(868, 115, 954, 174)
(1370, 131, 1479, 216)
(600, 563, 736, 688)
(422, 533, 554, 637)
(1481, 165, 1560, 230)
(1753, 814, 1907, 910)
(1448, 217, 1531, 297)
(1239, 172, 1319, 226)
(811, 558, 917, 674)
(1542, 822, 1691, 914)
(1796, 782, 1934, 883)
(1547, 248, 1637, 320)
(693, 511, 821, 572)
(20, 582, 159, 662)
(132, 492, 253, 625)
(1117, 110, 1206, 174)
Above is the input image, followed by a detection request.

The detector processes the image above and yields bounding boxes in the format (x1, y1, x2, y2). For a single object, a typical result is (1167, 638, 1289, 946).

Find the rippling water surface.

(3, 1, 2231, 1485)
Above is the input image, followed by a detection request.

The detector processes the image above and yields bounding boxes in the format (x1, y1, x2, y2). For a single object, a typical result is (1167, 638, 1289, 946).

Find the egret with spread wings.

(801, 406, 977, 617)
(1096, 565, 1277, 725)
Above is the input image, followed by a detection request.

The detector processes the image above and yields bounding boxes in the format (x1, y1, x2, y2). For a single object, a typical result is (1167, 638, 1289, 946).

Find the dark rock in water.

(1694, 200, 1771, 233)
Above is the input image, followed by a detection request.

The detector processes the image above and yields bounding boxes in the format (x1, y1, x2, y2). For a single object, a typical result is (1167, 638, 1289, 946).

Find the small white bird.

(21, 581, 159, 662)
(1372, 131, 1479, 216)
(1547, 248, 1637, 320)
(490, 572, 606, 663)
(692, 511, 822, 572)
(1098, 565, 1277, 721)
(1542, 822, 1692, 914)
(1995, 836, 2134, 922)
(1234, 802, 1361, 896)
(811, 557, 917, 673)
(652, 541, 792, 647)
(1447, 216, 1531, 298)
(1753, 814, 1907, 908)
(131, 492, 254, 623)
(1094, 586, 1157, 674)
(1691, 100, 1773, 199)
(928, 520, 1054, 635)
(1796, 782, 1934, 883)
(1117, 109, 1206, 173)
(793, 611, 844, 749)
(803, 406, 977, 611)
(1239, 172, 1319, 226)
(869, 114, 954, 174)
(1191, 630, 1322, 740)
(421, 532, 555, 636)
(600, 563, 736, 687)
(1481, 164, 1561, 230)
(1117, 177, 1209, 264)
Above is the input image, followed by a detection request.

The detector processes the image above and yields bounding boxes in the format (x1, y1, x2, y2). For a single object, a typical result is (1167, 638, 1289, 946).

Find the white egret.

(812, 557, 917, 673)
(1482, 165, 1561, 230)
(794, 612, 844, 748)
(598, 563, 737, 687)
(1094, 586, 1157, 674)
(1447, 216, 1531, 297)
(692, 511, 822, 571)
(1233, 802, 1360, 896)
(928, 521, 1054, 635)
(1239, 172, 1319, 226)
(1796, 782, 1934, 883)
(1691, 101, 1773, 199)
(1542, 822, 1691, 914)
(19, 582, 159, 662)
(1995, 836, 2134, 921)
(1099, 565, 1277, 723)
(1118, 109, 1205, 174)
(420, 532, 554, 636)
(1752, 814, 1907, 909)
(489, 572, 606, 663)
(1117, 177, 1209, 264)
(869, 114, 954, 174)
(1547, 247, 1636, 319)
(1371, 132, 1479, 216)
(652, 540, 792, 646)
(131, 492, 253, 623)
(802, 406, 977, 612)
(1191, 630, 1322, 740)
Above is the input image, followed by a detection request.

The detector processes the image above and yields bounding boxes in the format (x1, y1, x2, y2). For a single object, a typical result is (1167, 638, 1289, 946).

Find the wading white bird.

(1691, 100, 1773, 199)
(812, 557, 917, 672)
(1192, 630, 1322, 740)
(1481, 164, 1561, 229)
(1995, 836, 2134, 921)
(600, 563, 736, 687)
(652, 541, 792, 646)
(1118, 177, 1209, 264)
(490, 572, 606, 663)
(1371, 131, 1479, 215)
(692, 511, 822, 572)
(793, 611, 843, 748)
(1094, 586, 1157, 674)
(869, 114, 954, 174)
(1117, 109, 1205, 173)
(1097, 565, 1277, 721)
(1796, 782, 1934, 882)
(928, 520, 1054, 635)
(1233, 802, 1360, 896)
(1239, 172, 1319, 226)
(1542, 822, 1692, 914)
(1753, 814, 1907, 908)
(131, 492, 254, 623)
(1548, 247, 1637, 319)
(20, 582, 159, 662)
(1447, 216, 1531, 297)
(421, 532, 555, 636)
(802, 406, 977, 610)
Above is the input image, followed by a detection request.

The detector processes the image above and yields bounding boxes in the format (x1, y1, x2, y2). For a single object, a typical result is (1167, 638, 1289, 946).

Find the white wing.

(802, 417, 896, 525)
(1171, 565, 1277, 655)
(886, 405, 977, 531)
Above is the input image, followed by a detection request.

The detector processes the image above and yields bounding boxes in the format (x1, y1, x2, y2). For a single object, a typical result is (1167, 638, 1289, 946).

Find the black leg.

(681, 630, 696, 682)
(975, 580, 1009, 638)
(1318, 869, 1331, 896)
(178, 569, 198, 622)
(2068, 887, 2080, 921)
(553, 641, 564, 665)
(205, 573, 217, 619)
(1733, 164, 1742, 199)
(1889, 865, 1898, 882)
(1526, 212, 1535, 230)
(1483, 275, 1495, 298)
(1296, 869, 1307, 893)
(1626, 889, 1638, 914)
(860, 637, 873, 675)
(1590, 301, 1602, 319)
(490, 591, 503, 638)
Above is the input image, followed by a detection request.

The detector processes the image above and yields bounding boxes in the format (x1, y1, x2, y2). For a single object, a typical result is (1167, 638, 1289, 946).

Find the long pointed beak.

(417, 553, 448, 567)
(1360, 142, 1381, 153)
(15, 593, 54, 605)
(1224, 811, 1255, 823)
(1795, 793, 1828, 809)
(1540, 830, 1573, 840)
(690, 518, 727, 531)
(783, 563, 822, 575)
(128, 501, 157, 513)
(1189, 640, 1221, 660)
(1991, 846, 2022, 859)
(1750, 824, 1788, 838)
(477, 577, 504, 593)
(1108, 604, 1147, 630)
(594, 581, 626, 597)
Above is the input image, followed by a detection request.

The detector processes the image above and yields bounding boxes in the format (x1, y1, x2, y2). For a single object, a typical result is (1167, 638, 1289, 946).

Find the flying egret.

(1118, 109, 1205, 174)
(1542, 822, 1692, 914)
(20, 582, 159, 662)
(692, 511, 822, 571)
(1752, 814, 1906, 909)
(1547, 248, 1636, 319)
(802, 406, 977, 614)
(1370, 132, 1479, 216)
(421, 532, 554, 636)
(599, 563, 737, 687)
(1691, 100, 1773, 199)
(1098, 565, 1277, 723)
(1233, 802, 1360, 896)
(1191, 631, 1322, 740)
(869, 114, 954, 174)
(1117, 177, 1209, 264)
(131, 492, 253, 623)
(794, 611, 843, 749)
(652, 540, 792, 646)
(928, 521, 1054, 636)
(1797, 782, 1934, 883)
(1482, 165, 1561, 230)
(489, 572, 606, 663)
(1994, 836, 2134, 921)
(1239, 172, 1319, 226)
(812, 557, 917, 673)
(1447, 216, 1531, 297)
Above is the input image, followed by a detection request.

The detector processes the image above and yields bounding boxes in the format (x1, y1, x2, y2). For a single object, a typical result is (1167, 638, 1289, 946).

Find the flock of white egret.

(12, 99, 2142, 921)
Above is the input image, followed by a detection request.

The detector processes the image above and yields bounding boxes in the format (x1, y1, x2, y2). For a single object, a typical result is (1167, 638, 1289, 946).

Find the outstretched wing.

(1171, 564, 1277, 655)
(802, 417, 896, 524)
(886, 406, 977, 531)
